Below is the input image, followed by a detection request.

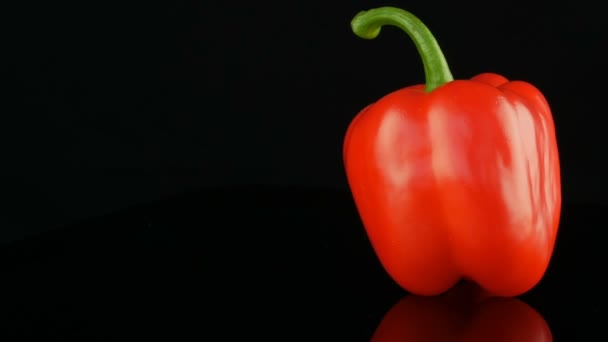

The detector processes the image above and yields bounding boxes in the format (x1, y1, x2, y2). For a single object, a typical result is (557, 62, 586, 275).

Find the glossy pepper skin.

(343, 7, 561, 297)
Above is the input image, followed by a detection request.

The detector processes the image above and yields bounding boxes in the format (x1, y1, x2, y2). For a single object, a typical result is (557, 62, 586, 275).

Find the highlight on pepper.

(343, 6, 561, 297)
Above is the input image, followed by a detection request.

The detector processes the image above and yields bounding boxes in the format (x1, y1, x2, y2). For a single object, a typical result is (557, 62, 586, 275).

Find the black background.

(4, 0, 606, 242)
(1, 0, 606, 339)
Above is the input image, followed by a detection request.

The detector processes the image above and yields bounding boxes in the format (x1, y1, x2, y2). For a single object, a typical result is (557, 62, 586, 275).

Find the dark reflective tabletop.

(2, 187, 603, 339)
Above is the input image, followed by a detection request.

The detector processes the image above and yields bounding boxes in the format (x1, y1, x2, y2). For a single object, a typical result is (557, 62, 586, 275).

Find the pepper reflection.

(371, 282, 552, 341)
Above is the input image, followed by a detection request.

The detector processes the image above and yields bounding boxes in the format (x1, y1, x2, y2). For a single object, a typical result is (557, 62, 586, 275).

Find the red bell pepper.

(343, 7, 561, 297)
(371, 283, 553, 341)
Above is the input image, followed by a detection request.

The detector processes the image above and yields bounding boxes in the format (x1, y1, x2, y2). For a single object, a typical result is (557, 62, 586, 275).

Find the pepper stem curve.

(351, 7, 454, 92)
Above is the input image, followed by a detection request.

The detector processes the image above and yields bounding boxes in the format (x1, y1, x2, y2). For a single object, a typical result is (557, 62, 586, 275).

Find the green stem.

(351, 7, 454, 92)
